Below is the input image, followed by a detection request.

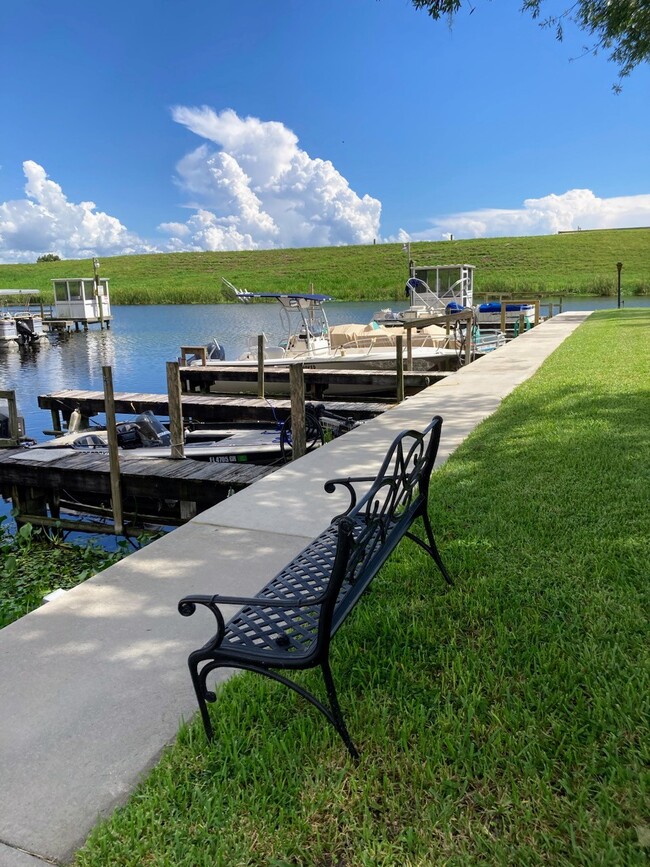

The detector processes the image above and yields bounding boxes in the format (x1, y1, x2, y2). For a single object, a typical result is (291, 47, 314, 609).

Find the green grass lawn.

(1, 228, 649, 304)
(74, 309, 649, 866)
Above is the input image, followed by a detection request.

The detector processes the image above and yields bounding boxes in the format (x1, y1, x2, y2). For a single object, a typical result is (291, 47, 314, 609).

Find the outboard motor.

(116, 422, 142, 449)
(0, 407, 27, 441)
(15, 317, 36, 345)
(134, 411, 172, 447)
(205, 338, 226, 362)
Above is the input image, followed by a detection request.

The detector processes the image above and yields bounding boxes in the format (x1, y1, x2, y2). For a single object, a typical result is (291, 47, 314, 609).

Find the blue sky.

(1, 0, 649, 263)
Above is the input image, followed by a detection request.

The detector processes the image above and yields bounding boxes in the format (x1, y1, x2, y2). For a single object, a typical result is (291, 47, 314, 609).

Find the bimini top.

(235, 291, 333, 303)
(221, 277, 332, 306)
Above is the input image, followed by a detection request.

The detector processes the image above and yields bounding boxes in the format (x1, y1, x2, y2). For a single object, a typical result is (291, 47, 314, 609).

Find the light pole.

(401, 242, 413, 276)
(616, 262, 623, 309)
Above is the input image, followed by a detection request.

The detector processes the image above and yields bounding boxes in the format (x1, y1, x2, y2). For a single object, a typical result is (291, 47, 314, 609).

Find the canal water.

(0, 301, 396, 439)
(0, 296, 647, 531)
(2, 296, 646, 440)
(0, 300, 397, 532)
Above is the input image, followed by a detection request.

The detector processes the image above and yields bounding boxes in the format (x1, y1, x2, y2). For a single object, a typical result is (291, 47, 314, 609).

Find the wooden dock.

(0, 446, 273, 533)
(178, 364, 449, 398)
(38, 389, 392, 430)
(3, 378, 395, 535)
(42, 316, 112, 333)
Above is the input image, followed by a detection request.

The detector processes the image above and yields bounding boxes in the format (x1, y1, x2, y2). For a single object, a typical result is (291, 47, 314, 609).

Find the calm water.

(0, 301, 388, 439)
(0, 300, 390, 532)
(1, 296, 647, 439)
(0, 297, 646, 532)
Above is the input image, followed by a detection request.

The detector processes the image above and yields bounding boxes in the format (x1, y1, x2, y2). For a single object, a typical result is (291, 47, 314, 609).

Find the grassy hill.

(0, 228, 648, 304)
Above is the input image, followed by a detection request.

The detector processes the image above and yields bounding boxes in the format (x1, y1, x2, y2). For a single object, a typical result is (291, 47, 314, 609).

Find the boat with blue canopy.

(185, 279, 458, 375)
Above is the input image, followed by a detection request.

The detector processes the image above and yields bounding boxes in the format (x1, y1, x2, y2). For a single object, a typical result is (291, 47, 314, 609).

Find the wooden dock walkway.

(0, 446, 274, 532)
(37, 389, 392, 429)
(1, 387, 392, 533)
(178, 364, 448, 398)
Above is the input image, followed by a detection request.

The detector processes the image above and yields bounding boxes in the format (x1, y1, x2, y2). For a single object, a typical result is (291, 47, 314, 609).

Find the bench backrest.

(321, 415, 443, 639)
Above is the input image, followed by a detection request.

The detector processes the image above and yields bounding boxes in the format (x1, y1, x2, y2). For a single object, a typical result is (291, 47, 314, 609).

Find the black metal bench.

(178, 414, 451, 759)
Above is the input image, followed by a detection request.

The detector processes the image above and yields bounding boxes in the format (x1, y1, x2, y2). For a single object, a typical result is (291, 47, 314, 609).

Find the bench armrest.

(179, 591, 327, 614)
(178, 591, 329, 654)
(324, 474, 398, 514)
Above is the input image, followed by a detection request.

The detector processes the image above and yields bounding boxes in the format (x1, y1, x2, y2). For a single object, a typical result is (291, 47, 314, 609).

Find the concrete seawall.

(0, 311, 590, 866)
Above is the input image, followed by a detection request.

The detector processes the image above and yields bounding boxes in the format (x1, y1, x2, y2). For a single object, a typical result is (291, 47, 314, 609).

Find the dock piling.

(289, 364, 306, 458)
(395, 336, 405, 402)
(166, 361, 185, 460)
(257, 335, 265, 399)
(102, 366, 124, 535)
(0, 390, 21, 448)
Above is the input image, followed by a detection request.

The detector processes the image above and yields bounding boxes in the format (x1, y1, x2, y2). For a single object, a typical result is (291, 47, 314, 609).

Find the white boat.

(374, 264, 508, 354)
(186, 279, 458, 376)
(31, 408, 359, 465)
(30, 411, 290, 465)
(0, 290, 46, 345)
(473, 300, 537, 329)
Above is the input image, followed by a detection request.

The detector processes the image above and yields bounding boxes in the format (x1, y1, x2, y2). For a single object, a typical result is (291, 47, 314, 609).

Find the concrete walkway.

(0, 312, 590, 866)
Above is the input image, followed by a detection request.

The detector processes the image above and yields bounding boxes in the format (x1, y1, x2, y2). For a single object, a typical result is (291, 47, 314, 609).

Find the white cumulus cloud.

(398, 189, 650, 241)
(0, 161, 153, 263)
(163, 106, 381, 251)
(2, 120, 648, 264)
(157, 221, 190, 237)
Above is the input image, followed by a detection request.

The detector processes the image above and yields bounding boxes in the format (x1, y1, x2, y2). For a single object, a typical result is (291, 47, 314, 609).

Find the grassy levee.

(1, 228, 649, 304)
(75, 309, 649, 866)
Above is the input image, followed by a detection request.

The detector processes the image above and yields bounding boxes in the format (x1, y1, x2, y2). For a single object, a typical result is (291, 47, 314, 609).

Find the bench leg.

(188, 657, 359, 760)
(322, 659, 360, 761)
(406, 512, 453, 586)
(188, 654, 215, 741)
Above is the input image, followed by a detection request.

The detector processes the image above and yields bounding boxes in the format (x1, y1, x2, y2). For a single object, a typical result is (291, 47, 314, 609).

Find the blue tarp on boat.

(479, 302, 532, 313)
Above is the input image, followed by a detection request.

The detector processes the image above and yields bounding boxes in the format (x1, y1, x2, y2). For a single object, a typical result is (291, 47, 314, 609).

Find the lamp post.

(401, 241, 413, 277)
(616, 262, 623, 309)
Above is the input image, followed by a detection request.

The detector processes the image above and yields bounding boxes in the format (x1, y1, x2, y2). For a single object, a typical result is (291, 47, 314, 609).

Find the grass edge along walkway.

(75, 309, 649, 867)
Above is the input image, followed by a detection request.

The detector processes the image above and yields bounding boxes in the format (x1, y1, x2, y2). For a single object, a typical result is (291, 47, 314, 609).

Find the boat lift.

(49, 276, 112, 330)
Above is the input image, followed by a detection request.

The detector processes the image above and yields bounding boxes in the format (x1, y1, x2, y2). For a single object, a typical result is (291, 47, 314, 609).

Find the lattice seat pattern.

(222, 522, 361, 658)
(219, 513, 389, 663)
(179, 415, 451, 759)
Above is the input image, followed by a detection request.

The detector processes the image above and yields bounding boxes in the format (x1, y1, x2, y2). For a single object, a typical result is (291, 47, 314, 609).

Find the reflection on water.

(0, 297, 648, 439)
(0, 301, 393, 438)
(0, 297, 647, 534)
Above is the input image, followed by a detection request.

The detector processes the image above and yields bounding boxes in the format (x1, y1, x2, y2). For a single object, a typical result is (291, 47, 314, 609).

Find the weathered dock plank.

(179, 364, 446, 394)
(37, 390, 391, 426)
(0, 447, 273, 518)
